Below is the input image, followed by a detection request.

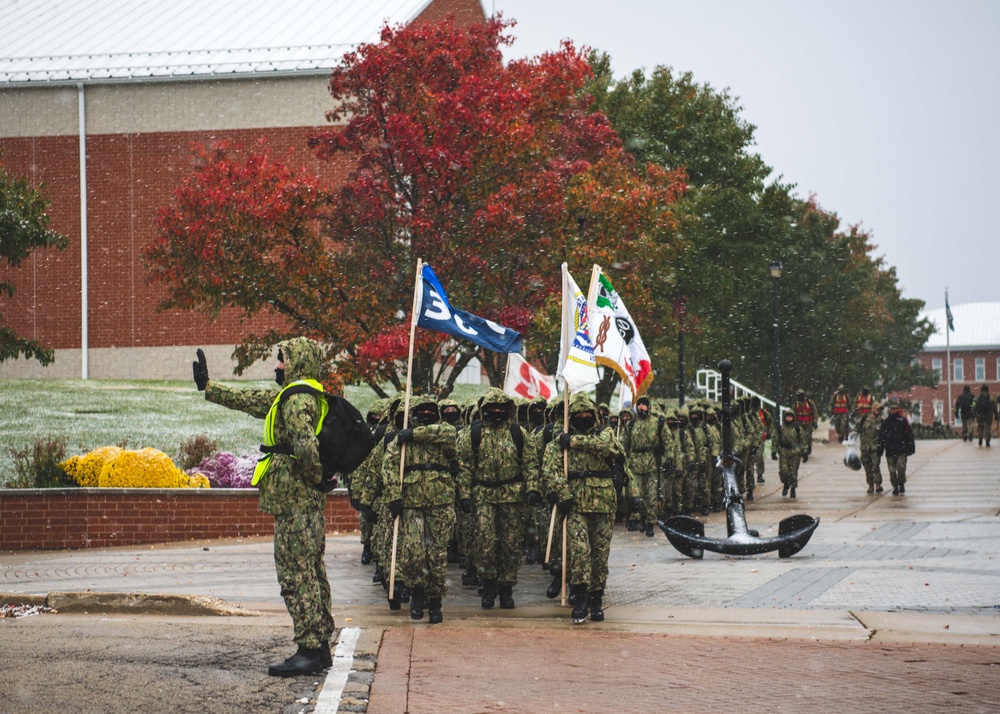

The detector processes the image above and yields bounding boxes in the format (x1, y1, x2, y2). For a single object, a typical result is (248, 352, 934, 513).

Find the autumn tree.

(0, 156, 68, 365)
(147, 16, 683, 397)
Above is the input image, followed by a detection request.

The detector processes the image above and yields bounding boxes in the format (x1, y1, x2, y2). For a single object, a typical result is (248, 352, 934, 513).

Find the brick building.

(902, 302, 1000, 428)
(0, 0, 486, 380)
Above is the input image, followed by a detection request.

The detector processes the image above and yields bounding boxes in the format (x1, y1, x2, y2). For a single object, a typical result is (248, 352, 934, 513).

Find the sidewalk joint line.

(315, 626, 361, 713)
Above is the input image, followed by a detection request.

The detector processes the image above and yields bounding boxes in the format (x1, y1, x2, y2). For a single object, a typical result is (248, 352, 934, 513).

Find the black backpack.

(277, 385, 374, 491)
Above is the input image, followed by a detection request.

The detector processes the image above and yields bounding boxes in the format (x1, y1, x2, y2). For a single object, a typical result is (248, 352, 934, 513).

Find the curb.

(1, 591, 258, 616)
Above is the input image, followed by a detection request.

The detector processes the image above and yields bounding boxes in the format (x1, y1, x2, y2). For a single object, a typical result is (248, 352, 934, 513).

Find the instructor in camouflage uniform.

(457, 388, 539, 609)
(194, 337, 334, 677)
(544, 394, 640, 624)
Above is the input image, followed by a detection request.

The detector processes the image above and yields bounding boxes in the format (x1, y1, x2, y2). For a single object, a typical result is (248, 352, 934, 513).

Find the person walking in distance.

(879, 398, 915, 495)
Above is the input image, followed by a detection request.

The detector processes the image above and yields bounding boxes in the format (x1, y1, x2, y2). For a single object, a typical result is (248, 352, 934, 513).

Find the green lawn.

(0, 379, 491, 485)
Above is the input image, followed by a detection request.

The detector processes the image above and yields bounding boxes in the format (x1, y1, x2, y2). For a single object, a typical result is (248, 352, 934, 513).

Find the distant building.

(0, 0, 486, 380)
(903, 302, 1000, 427)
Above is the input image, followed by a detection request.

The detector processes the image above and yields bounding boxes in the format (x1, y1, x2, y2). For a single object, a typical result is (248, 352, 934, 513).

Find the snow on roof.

(0, 0, 438, 84)
(921, 302, 1000, 351)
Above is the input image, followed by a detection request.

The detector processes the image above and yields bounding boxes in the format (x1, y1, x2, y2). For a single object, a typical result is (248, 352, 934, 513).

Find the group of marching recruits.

(345, 388, 809, 625)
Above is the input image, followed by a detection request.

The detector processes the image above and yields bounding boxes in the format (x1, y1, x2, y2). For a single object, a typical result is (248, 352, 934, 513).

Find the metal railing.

(695, 368, 790, 419)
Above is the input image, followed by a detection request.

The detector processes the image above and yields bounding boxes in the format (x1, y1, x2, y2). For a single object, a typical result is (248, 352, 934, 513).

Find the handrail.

(695, 368, 790, 418)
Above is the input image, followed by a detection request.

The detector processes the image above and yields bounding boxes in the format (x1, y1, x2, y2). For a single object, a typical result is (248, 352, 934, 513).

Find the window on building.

(932, 358, 942, 380)
(911, 401, 922, 425)
(933, 400, 943, 424)
(954, 358, 964, 382)
(996, 357, 1000, 381)
(976, 358, 985, 382)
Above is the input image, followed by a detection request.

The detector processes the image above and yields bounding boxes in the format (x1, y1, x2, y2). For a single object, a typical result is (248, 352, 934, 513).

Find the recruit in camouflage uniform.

(702, 404, 722, 510)
(685, 404, 710, 515)
(197, 336, 334, 677)
(525, 397, 550, 566)
(751, 397, 771, 485)
(777, 410, 806, 498)
(626, 396, 664, 537)
(857, 401, 884, 493)
(381, 395, 458, 624)
(793, 390, 818, 461)
(457, 388, 540, 609)
(352, 398, 389, 568)
(544, 393, 640, 624)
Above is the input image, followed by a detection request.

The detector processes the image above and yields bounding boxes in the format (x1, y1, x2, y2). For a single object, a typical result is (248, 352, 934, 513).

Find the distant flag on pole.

(504, 353, 557, 402)
(558, 263, 599, 393)
(415, 263, 522, 353)
(589, 265, 653, 399)
(945, 292, 955, 332)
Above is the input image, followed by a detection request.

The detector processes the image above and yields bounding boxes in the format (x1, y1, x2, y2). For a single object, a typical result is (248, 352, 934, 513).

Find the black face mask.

(529, 410, 545, 427)
(274, 348, 285, 386)
(636, 408, 649, 420)
(441, 409, 461, 425)
(367, 416, 382, 429)
(483, 408, 506, 425)
(570, 414, 596, 433)
(412, 410, 439, 427)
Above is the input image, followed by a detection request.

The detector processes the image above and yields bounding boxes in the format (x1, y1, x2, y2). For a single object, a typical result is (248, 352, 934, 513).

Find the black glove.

(628, 496, 642, 513)
(396, 428, 414, 445)
(771, 451, 778, 461)
(525, 490, 542, 507)
(459, 498, 475, 514)
(558, 433, 572, 450)
(359, 504, 377, 523)
(349, 496, 361, 511)
(192, 348, 209, 391)
(388, 499, 403, 519)
(547, 491, 560, 506)
(557, 498, 573, 518)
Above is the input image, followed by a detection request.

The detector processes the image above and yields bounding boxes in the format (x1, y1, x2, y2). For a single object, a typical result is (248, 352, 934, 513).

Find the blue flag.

(946, 294, 955, 332)
(415, 264, 522, 354)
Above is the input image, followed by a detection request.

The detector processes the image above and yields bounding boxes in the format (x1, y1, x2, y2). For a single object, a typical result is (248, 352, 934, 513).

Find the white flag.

(590, 266, 653, 399)
(503, 353, 557, 402)
(557, 263, 599, 394)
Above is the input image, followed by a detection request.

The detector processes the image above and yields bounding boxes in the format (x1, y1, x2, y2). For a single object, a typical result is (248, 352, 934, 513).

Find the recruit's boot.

(461, 567, 478, 587)
(899, 483, 905, 494)
(644, 523, 655, 537)
(372, 566, 384, 585)
(876, 485, 884, 493)
(387, 588, 401, 611)
(268, 646, 324, 678)
(789, 488, 796, 499)
(481, 579, 497, 609)
(625, 519, 639, 532)
(498, 584, 515, 609)
(428, 598, 443, 624)
(546, 568, 562, 599)
(892, 486, 899, 495)
(757, 475, 765, 483)
(409, 586, 425, 621)
(447, 540, 460, 564)
(320, 641, 332, 669)
(746, 490, 754, 502)
(802, 454, 809, 463)
(525, 543, 539, 565)
(867, 484, 874, 494)
(782, 484, 789, 496)
(400, 586, 411, 604)
(588, 590, 605, 622)
(571, 585, 589, 624)
(361, 544, 373, 565)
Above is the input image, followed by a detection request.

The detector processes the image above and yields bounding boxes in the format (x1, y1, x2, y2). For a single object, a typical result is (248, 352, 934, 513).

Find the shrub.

(190, 451, 257, 488)
(60, 446, 124, 487)
(178, 434, 219, 470)
(5, 437, 74, 488)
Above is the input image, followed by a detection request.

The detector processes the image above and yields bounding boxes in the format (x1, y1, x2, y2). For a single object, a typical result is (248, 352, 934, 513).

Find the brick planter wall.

(0, 488, 359, 551)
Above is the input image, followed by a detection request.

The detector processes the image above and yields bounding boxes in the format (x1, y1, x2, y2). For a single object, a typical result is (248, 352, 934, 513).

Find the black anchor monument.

(659, 359, 819, 558)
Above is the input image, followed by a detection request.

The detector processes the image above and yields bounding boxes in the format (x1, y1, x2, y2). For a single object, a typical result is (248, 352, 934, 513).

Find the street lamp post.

(673, 297, 687, 406)
(769, 260, 783, 424)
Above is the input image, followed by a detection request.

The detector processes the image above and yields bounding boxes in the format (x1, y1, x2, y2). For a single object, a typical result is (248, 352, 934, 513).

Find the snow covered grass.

(0, 379, 489, 486)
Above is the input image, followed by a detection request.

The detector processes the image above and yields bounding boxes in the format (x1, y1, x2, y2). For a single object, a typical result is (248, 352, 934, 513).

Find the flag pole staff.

(559, 264, 571, 607)
(389, 258, 423, 601)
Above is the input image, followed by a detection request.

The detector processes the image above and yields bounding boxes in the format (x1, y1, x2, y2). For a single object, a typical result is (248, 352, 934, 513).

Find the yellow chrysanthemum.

(61, 446, 124, 487)
(187, 473, 211, 489)
(98, 448, 191, 488)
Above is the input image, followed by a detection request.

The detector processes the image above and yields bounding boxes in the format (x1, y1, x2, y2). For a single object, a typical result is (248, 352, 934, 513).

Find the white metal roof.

(921, 302, 1000, 351)
(0, 0, 440, 84)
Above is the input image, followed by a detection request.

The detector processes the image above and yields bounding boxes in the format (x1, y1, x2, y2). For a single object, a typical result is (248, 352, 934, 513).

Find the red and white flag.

(504, 353, 557, 402)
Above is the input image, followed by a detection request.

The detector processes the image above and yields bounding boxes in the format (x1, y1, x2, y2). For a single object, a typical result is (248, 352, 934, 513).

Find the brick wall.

(0, 489, 359, 551)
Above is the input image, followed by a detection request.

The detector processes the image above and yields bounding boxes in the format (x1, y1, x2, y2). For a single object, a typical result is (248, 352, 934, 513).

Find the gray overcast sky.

(491, 0, 1000, 311)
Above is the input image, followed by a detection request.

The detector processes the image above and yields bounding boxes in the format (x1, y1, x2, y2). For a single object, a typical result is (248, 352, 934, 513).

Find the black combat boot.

(789, 488, 796, 498)
(320, 641, 332, 669)
(757, 475, 765, 483)
(571, 585, 589, 624)
(546, 568, 562, 599)
(525, 543, 538, 565)
(428, 597, 443, 624)
(625, 519, 638, 532)
(498, 584, 515, 609)
(400, 586, 410, 604)
(899, 483, 905, 494)
(387, 587, 401, 611)
(644, 523, 655, 537)
(588, 590, 605, 622)
(892, 486, 899, 495)
(746, 490, 754, 502)
(461, 567, 478, 587)
(268, 645, 324, 677)
(361, 544, 372, 565)
(481, 579, 497, 609)
(373, 566, 384, 585)
(782, 484, 789, 496)
(409, 586, 425, 620)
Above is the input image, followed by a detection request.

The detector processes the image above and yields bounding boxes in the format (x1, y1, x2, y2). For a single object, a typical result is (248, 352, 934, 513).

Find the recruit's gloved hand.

(388, 499, 403, 519)
(525, 490, 542, 507)
(628, 496, 643, 513)
(359, 504, 377, 524)
(349, 495, 361, 511)
(459, 498, 475, 514)
(547, 491, 560, 506)
(771, 451, 778, 461)
(557, 498, 573, 518)
(558, 433, 572, 450)
(396, 428, 414, 445)
(192, 349, 209, 391)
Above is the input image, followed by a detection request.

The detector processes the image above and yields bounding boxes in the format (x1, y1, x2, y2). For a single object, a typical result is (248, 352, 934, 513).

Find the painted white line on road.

(315, 627, 362, 713)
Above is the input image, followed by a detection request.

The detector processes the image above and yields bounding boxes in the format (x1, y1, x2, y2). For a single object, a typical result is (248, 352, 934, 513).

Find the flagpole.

(389, 258, 423, 601)
(560, 265, 571, 608)
(946, 287, 952, 429)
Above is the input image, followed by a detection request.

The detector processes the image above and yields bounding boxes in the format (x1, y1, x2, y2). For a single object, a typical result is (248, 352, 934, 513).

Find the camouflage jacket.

(204, 336, 324, 517)
(457, 419, 539, 505)
(857, 413, 881, 453)
(381, 421, 458, 509)
(777, 422, 806, 458)
(627, 413, 663, 474)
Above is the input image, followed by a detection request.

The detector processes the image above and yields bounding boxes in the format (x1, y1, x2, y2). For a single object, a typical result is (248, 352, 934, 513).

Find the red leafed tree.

(147, 15, 684, 397)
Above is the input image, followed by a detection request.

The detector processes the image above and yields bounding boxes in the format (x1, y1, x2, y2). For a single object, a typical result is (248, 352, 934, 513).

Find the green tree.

(0, 157, 68, 365)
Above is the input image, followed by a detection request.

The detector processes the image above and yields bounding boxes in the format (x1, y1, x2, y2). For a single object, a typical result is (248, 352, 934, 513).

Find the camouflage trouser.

(566, 510, 614, 593)
(738, 450, 754, 494)
(754, 443, 766, 479)
(886, 454, 907, 488)
(634, 469, 658, 525)
(545, 506, 564, 571)
(977, 416, 993, 445)
(861, 448, 882, 487)
(475, 500, 523, 586)
(682, 464, 699, 511)
(522, 499, 538, 549)
(696, 462, 711, 507)
(778, 453, 801, 489)
(798, 423, 814, 455)
(533, 504, 549, 552)
(832, 414, 850, 442)
(457, 508, 477, 570)
(962, 416, 974, 440)
(399, 504, 456, 599)
(274, 510, 335, 649)
(709, 462, 723, 506)
(373, 500, 394, 571)
(360, 517, 373, 553)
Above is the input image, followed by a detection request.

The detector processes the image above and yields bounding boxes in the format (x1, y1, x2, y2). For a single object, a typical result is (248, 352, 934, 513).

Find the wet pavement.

(3, 438, 1000, 712)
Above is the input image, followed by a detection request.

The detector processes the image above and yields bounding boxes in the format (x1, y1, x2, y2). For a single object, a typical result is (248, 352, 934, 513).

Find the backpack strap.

(471, 420, 524, 474)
